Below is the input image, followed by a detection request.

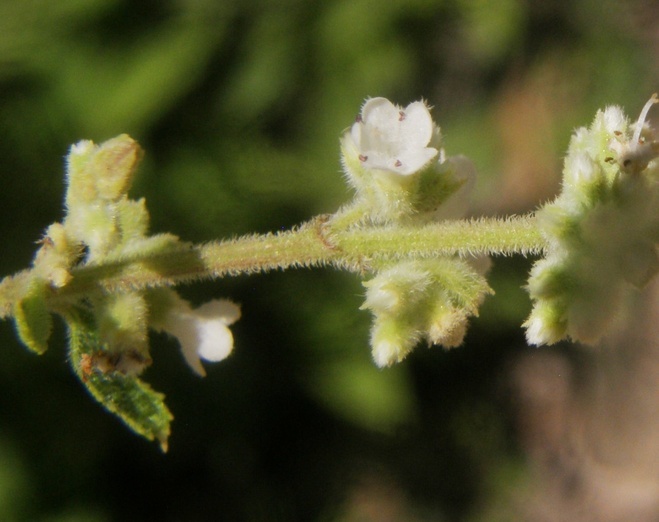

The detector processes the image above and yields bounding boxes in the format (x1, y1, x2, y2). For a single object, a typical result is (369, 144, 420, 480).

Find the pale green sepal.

(13, 279, 52, 355)
(67, 308, 172, 451)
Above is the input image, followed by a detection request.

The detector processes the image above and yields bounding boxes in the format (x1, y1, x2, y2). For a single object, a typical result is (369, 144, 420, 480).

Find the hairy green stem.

(0, 214, 544, 316)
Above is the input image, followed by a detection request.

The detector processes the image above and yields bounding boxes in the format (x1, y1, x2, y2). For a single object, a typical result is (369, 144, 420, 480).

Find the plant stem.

(0, 214, 545, 316)
(64, 213, 542, 289)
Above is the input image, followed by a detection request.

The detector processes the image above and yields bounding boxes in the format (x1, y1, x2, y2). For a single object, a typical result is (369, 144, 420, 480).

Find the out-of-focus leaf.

(0, 0, 113, 76)
(48, 19, 229, 136)
(459, 0, 526, 65)
(304, 353, 416, 433)
(221, 9, 300, 121)
(0, 438, 30, 520)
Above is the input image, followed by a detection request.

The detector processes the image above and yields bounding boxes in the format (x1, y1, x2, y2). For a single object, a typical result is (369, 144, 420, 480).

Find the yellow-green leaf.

(13, 279, 52, 354)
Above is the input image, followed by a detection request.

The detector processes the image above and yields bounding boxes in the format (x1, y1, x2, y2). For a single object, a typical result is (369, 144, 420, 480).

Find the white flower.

(349, 97, 439, 175)
(160, 299, 241, 376)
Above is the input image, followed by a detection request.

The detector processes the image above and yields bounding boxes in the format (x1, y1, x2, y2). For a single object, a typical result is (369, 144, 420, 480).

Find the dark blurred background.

(1, 1, 659, 520)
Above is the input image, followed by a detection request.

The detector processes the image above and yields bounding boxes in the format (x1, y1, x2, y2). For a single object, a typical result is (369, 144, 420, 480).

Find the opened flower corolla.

(157, 297, 241, 376)
(349, 97, 440, 176)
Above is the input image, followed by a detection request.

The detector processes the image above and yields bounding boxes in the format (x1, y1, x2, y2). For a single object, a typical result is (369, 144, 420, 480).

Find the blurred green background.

(0, 1, 657, 520)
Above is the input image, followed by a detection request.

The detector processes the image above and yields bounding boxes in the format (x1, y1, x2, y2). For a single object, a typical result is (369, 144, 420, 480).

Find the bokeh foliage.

(0, 0, 656, 520)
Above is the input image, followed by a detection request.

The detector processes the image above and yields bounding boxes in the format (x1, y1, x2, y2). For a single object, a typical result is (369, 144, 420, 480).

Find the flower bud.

(362, 259, 491, 366)
(33, 223, 79, 287)
(66, 134, 142, 207)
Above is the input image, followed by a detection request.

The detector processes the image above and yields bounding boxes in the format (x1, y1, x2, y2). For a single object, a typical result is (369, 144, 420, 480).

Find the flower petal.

(194, 299, 241, 325)
(196, 320, 234, 362)
(399, 101, 433, 149)
(153, 295, 241, 376)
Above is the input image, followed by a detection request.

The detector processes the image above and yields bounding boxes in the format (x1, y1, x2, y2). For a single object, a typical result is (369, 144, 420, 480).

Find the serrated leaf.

(66, 307, 173, 451)
(13, 279, 52, 354)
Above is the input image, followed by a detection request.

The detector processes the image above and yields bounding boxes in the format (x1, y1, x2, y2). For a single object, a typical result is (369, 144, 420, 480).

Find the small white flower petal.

(196, 320, 234, 362)
(398, 101, 434, 148)
(393, 148, 438, 175)
(157, 297, 241, 376)
(359, 151, 390, 171)
(194, 299, 241, 325)
(361, 97, 400, 134)
(165, 314, 207, 376)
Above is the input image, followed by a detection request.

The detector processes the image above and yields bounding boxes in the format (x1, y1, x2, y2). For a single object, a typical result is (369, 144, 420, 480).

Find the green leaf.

(13, 279, 52, 354)
(66, 307, 173, 451)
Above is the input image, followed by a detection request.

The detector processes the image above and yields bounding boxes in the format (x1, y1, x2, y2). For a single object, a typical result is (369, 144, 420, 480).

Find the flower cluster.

(9, 135, 242, 448)
(340, 97, 475, 224)
(525, 95, 659, 345)
(363, 259, 491, 367)
(36, 135, 241, 376)
(340, 97, 490, 365)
